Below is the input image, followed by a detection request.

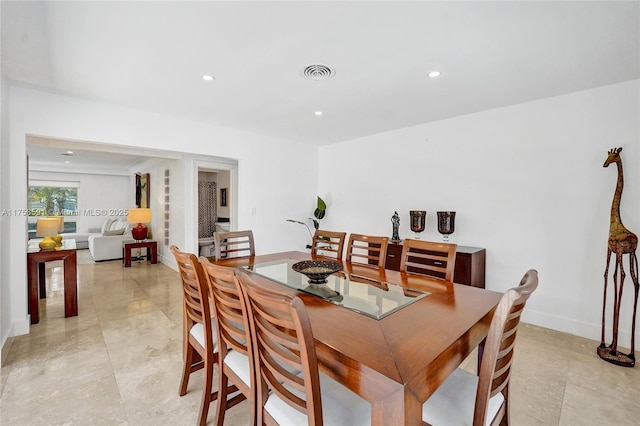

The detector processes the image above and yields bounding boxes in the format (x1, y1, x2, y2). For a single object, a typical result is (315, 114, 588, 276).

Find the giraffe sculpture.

(600, 147, 639, 367)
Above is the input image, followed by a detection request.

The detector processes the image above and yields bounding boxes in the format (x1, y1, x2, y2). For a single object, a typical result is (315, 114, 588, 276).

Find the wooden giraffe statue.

(601, 147, 639, 367)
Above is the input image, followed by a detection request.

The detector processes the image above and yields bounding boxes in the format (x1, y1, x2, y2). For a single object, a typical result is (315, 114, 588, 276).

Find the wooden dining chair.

(199, 256, 255, 426)
(170, 245, 219, 426)
(399, 239, 457, 281)
(310, 229, 347, 260)
(345, 233, 389, 267)
(422, 269, 539, 426)
(236, 271, 371, 426)
(214, 229, 255, 260)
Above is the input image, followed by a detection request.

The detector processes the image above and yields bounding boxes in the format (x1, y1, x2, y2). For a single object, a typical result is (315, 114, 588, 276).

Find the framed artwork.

(135, 173, 150, 208)
(220, 188, 227, 207)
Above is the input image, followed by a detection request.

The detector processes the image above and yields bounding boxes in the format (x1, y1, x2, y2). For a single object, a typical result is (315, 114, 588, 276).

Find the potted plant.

(287, 196, 327, 249)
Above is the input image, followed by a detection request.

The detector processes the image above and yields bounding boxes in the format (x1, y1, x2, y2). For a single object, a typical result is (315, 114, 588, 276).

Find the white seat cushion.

(265, 371, 370, 426)
(422, 368, 504, 426)
(223, 350, 251, 387)
(189, 320, 217, 350)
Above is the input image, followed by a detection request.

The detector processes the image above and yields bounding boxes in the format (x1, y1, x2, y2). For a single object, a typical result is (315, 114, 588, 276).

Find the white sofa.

(88, 218, 136, 261)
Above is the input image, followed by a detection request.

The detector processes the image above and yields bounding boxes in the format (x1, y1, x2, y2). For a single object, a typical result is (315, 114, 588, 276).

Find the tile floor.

(1, 250, 639, 425)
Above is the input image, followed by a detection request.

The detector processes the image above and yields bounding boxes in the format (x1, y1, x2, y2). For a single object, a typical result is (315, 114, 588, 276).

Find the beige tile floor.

(1, 250, 639, 425)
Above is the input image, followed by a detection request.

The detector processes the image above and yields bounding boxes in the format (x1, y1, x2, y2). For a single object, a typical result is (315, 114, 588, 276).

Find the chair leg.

(179, 343, 195, 396)
(197, 354, 216, 426)
(214, 367, 230, 426)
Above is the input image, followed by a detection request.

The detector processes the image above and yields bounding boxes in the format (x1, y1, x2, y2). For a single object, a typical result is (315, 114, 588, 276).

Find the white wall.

(28, 171, 132, 232)
(319, 80, 640, 348)
(2, 87, 317, 346)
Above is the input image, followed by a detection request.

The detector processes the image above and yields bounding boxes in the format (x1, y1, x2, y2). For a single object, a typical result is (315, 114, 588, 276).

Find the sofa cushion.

(101, 218, 115, 233)
(103, 228, 125, 236)
(109, 218, 128, 231)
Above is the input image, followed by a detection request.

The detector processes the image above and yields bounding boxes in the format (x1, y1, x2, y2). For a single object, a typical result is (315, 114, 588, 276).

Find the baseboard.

(523, 308, 637, 350)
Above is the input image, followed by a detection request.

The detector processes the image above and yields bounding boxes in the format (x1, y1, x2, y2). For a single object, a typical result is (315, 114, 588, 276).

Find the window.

(28, 180, 79, 234)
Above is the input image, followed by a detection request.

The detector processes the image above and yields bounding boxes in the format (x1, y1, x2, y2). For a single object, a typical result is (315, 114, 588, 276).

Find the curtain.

(198, 181, 217, 238)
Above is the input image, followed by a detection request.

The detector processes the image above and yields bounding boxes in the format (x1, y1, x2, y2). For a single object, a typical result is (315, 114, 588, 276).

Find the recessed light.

(315, 111, 323, 116)
(202, 75, 215, 81)
(64, 160, 71, 164)
(60, 150, 74, 156)
(428, 71, 441, 78)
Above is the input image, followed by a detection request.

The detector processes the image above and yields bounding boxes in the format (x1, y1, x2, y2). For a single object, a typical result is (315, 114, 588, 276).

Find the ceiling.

(3, 1, 639, 156)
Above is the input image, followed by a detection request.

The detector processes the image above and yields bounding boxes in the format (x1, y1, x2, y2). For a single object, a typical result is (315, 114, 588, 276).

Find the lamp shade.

(127, 208, 152, 224)
(36, 217, 60, 237)
(47, 216, 64, 232)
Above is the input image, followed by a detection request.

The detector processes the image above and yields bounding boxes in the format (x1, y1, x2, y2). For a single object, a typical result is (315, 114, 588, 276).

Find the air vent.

(301, 64, 336, 81)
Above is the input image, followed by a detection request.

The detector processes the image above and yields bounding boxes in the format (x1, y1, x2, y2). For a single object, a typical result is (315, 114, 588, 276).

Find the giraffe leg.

(611, 253, 626, 356)
(601, 249, 612, 347)
(628, 252, 638, 360)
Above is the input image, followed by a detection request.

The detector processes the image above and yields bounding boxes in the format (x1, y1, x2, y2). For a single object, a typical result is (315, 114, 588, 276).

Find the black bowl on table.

(292, 260, 343, 284)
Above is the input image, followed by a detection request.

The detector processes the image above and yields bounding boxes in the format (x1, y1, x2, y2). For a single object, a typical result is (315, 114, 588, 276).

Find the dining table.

(213, 250, 502, 426)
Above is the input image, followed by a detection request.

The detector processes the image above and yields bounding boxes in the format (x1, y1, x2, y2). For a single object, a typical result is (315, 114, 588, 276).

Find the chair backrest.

(474, 269, 538, 426)
(236, 271, 323, 425)
(214, 230, 255, 260)
(399, 239, 457, 281)
(346, 233, 389, 267)
(170, 245, 213, 346)
(310, 229, 346, 260)
(199, 257, 251, 361)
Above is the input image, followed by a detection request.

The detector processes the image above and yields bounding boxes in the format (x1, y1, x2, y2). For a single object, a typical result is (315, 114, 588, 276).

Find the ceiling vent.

(301, 64, 335, 81)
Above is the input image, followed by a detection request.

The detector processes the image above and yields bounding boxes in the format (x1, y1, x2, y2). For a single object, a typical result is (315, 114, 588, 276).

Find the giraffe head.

(603, 147, 622, 168)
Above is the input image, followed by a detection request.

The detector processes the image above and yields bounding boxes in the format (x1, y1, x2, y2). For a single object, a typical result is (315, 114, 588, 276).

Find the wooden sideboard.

(385, 242, 486, 288)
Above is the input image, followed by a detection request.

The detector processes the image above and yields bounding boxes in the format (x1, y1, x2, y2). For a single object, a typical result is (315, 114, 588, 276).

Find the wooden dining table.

(214, 251, 502, 426)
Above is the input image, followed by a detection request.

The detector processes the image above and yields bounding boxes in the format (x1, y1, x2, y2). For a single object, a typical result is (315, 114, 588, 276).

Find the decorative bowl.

(292, 260, 343, 284)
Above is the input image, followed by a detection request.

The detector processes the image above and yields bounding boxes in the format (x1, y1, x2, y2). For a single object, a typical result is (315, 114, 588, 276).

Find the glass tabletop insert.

(244, 258, 430, 319)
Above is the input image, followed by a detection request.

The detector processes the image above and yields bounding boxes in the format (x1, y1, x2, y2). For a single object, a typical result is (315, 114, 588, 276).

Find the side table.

(123, 240, 158, 267)
(27, 239, 78, 324)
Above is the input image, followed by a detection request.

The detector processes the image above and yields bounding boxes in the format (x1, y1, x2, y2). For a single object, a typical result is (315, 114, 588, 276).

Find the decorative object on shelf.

(409, 210, 426, 239)
(287, 196, 327, 249)
(600, 147, 638, 367)
(292, 259, 343, 284)
(391, 211, 401, 242)
(135, 172, 150, 208)
(36, 217, 59, 250)
(437, 211, 456, 242)
(47, 215, 64, 247)
(128, 208, 152, 242)
(220, 187, 227, 207)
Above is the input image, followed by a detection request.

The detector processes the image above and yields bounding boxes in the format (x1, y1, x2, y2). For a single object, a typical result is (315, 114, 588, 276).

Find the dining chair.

(214, 229, 255, 260)
(345, 233, 389, 267)
(422, 269, 539, 426)
(310, 229, 347, 260)
(170, 245, 219, 426)
(199, 256, 255, 426)
(236, 271, 371, 426)
(399, 239, 457, 281)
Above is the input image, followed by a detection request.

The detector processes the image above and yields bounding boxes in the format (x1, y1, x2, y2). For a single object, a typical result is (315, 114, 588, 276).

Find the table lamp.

(128, 208, 152, 241)
(47, 216, 64, 247)
(36, 217, 59, 250)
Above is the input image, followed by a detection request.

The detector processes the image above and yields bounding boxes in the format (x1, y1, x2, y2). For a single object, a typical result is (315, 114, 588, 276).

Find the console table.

(122, 240, 158, 267)
(27, 239, 78, 324)
(385, 242, 486, 288)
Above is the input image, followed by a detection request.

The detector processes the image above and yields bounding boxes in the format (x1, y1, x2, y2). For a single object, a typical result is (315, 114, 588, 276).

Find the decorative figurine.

(600, 147, 638, 367)
(391, 211, 400, 242)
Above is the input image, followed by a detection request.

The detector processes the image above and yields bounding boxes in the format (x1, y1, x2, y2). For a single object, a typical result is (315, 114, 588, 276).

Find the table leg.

(371, 387, 421, 426)
(150, 244, 157, 264)
(63, 250, 78, 318)
(38, 262, 46, 299)
(27, 257, 40, 324)
(124, 246, 132, 267)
